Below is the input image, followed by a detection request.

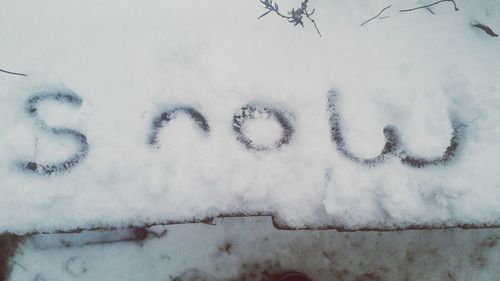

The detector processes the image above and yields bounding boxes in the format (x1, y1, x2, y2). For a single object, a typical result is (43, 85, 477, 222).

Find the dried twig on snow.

(258, 0, 322, 37)
(360, 5, 392, 26)
(400, 0, 459, 13)
(0, 68, 27, 77)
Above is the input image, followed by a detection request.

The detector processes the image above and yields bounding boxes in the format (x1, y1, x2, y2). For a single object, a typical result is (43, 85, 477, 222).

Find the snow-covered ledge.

(0, 0, 499, 234)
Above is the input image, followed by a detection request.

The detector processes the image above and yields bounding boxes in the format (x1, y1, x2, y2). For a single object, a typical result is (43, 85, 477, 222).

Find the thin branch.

(309, 19, 321, 37)
(0, 68, 27, 77)
(304, 8, 322, 36)
(426, 7, 436, 15)
(360, 5, 392, 26)
(258, 10, 273, 19)
(258, 0, 321, 37)
(400, 0, 459, 13)
(258, 0, 294, 20)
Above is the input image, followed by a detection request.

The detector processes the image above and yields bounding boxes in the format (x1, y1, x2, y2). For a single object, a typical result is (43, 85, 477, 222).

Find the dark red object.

(276, 272, 312, 281)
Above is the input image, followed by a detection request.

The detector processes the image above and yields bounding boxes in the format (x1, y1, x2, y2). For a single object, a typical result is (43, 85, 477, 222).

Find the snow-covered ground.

(1, 0, 499, 233)
(9, 217, 500, 281)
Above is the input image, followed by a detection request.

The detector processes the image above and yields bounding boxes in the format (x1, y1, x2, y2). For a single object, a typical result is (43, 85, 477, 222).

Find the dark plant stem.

(305, 9, 321, 36)
(360, 5, 392, 26)
(0, 68, 27, 77)
(400, 0, 459, 13)
(258, 0, 321, 37)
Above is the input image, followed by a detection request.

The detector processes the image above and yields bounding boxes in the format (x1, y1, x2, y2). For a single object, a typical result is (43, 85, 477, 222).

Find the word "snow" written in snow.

(15, 89, 465, 175)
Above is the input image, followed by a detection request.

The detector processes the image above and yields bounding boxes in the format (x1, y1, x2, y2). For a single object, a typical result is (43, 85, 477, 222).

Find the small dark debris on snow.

(218, 241, 233, 255)
(472, 23, 498, 37)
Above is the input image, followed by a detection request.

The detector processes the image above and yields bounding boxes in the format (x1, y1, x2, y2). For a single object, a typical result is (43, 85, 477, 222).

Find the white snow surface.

(0, 0, 499, 233)
(9, 217, 500, 281)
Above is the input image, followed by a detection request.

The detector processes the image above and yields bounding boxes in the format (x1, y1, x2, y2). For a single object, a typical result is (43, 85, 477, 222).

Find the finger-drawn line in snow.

(17, 91, 88, 175)
(148, 106, 210, 148)
(233, 103, 294, 151)
(13, 89, 464, 175)
(327, 90, 401, 166)
(399, 117, 465, 168)
(327, 90, 465, 168)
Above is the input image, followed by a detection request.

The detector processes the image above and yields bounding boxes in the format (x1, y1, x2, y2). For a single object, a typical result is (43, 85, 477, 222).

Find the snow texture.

(9, 217, 500, 281)
(0, 0, 499, 233)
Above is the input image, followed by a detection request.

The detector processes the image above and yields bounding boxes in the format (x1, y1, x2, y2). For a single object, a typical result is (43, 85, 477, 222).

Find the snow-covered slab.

(9, 217, 500, 281)
(0, 0, 499, 234)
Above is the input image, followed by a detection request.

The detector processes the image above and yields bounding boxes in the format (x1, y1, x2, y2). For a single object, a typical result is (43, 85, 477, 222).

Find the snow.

(0, 0, 499, 233)
(9, 217, 500, 281)
(241, 117, 286, 149)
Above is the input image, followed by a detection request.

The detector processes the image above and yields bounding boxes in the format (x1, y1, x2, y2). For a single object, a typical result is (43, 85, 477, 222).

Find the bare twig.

(0, 68, 27, 77)
(472, 23, 498, 37)
(400, 0, 459, 13)
(361, 5, 392, 26)
(426, 7, 436, 15)
(258, 0, 289, 20)
(305, 8, 322, 37)
(258, 0, 321, 37)
(257, 10, 273, 19)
